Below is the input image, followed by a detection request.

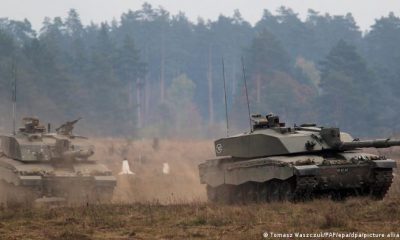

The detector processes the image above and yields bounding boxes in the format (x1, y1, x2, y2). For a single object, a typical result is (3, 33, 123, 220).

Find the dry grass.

(0, 139, 400, 239)
(1, 199, 400, 239)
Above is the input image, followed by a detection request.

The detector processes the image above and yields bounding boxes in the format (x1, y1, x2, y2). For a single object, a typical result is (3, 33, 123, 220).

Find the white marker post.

(162, 162, 170, 175)
(119, 159, 134, 175)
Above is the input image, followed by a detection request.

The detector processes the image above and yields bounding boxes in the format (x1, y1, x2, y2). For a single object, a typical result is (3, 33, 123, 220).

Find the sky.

(0, 0, 398, 31)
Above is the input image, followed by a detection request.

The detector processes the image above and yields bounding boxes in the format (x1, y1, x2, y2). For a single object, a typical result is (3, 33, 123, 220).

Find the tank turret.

(199, 113, 397, 203)
(214, 114, 400, 158)
(1, 118, 93, 162)
(0, 117, 116, 205)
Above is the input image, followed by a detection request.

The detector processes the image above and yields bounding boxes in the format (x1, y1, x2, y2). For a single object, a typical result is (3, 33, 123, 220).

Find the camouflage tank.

(0, 117, 116, 205)
(199, 114, 397, 203)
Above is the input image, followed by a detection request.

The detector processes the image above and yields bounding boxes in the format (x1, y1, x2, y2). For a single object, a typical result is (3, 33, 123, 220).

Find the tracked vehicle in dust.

(199, 114, 398, 203)
(0, 117, 116, 205)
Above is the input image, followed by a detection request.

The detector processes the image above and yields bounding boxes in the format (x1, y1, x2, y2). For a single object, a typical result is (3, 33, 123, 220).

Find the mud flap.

(19, 175, 42, 186)
(294, 165, 319, 176)
(373, 159, 397, 169)
(94, 176, 116, 187)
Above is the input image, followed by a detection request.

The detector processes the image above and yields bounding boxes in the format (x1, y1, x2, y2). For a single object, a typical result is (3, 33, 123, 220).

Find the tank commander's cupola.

(19, 117, 46, 134)
(251, 113, 285, 130)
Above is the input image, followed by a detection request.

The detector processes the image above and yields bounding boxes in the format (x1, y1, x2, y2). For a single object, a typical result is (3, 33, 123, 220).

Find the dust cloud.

(104, 142, 400, 203)
(93, 138, 215, 204)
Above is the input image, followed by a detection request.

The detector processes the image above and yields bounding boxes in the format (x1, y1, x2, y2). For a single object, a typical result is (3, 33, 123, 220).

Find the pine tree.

(246, 29, 291, 105)
(115, 35, 146, 129)
(240, 29, 316, 124)
(318, 40, 379, 135)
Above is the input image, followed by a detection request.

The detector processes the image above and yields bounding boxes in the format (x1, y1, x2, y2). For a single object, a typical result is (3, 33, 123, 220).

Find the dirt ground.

(94, 138, 213, 203)
(0, 139, 400, 240)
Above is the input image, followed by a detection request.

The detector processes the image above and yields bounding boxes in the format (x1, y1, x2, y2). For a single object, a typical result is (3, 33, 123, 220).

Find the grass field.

(0, 139, 399, 240)
(1, 198, 400, 239)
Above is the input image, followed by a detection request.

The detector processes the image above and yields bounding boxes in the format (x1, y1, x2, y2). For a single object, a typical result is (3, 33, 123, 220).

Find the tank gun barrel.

(338, 139, 400, 150)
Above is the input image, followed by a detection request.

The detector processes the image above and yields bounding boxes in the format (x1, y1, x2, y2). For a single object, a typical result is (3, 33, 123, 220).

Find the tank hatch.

(0, 117, 93, 162)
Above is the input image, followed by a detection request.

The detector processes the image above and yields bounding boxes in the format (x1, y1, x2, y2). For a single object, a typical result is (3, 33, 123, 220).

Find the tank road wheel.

(95, 187, 114, 203)
(370, 169, 393, 200)
(68, 186, 114, 204)
(0, 180, 38, 207)
(207, 184, 234, 204)
(206, 185, 218, 202)
(329, 190, 346, 201)
(0, 180, 8, 207)
(236, 182, 258, 203)
(279, 180, 294, 201)
(218, 184, 235, 204)
(354, 187, 370, 197)
(293, 176, 317, 202)
(257, 183, 268, 202)
(266, 180, 280, 202)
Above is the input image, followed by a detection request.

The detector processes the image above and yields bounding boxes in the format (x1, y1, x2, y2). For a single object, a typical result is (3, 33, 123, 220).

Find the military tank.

(199, 113, 398, 203)
(0, 117, 116, 205)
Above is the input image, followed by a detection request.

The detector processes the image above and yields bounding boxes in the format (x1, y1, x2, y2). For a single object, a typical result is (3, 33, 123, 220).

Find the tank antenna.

(11, 59, 17, 135)
(241, 57, 252, 133)
(222, 57, 229, 137)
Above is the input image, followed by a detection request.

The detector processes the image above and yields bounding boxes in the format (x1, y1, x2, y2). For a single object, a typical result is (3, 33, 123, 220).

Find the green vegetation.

(0, 5, 399, 137)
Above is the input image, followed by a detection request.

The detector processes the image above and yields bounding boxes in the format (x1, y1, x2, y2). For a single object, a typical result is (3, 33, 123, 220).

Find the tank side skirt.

(224, 165, 294, 186)
(0, 174, 115, 204)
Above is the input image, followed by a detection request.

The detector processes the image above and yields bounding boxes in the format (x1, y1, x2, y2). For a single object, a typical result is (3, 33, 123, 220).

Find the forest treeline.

(0, 4, 399, 137)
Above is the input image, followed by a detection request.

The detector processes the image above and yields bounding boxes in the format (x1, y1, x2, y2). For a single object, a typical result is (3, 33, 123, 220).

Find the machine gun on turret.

(56, 118, 81, 136)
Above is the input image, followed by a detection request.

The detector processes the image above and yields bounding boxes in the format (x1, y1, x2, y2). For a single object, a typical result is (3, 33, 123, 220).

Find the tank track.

(206, 176, 318, 204)
(0, 180, 113, 206)
(369, 169, 393, 200)
(206, 169, 394, 204)
(0, 180, 38, 207)
(292, 176, 318, 201)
